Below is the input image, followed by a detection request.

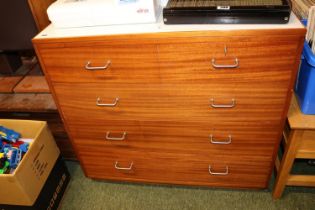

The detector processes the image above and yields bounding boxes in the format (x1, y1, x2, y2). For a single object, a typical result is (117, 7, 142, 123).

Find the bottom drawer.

(76, 141, 272, 189)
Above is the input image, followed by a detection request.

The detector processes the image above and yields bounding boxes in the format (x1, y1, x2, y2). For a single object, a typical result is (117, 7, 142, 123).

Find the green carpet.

(59, 161, 315, 210)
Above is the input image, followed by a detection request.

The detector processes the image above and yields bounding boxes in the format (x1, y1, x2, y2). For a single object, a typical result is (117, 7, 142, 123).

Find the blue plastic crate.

(295, 41, 315, 114)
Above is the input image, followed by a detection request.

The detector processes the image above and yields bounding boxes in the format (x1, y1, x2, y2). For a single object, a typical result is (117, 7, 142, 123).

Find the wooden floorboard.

(14, 76, 50, 93)
(0, 76, 23, 93)
(0, 93, 57, 112)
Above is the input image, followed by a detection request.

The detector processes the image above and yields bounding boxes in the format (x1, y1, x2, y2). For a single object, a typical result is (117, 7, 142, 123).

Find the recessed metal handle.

(210, 98, 236, 108)
(96, 97, 119, 107)
(209, 165, 229, 176)
(211, 58, 239, 69)
(115, 161, 133, 171)
(209, 134, 232, 145)
(106, 131, 127, 141)
(85, 60, 111, 70)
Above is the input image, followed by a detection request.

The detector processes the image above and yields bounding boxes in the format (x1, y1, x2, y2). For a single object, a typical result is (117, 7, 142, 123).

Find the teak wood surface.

(54, 82, 288, 124)
(34, 28, 305, 189)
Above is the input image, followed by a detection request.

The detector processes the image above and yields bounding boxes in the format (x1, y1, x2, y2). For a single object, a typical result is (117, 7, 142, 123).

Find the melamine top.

(35, 12, 304, 39)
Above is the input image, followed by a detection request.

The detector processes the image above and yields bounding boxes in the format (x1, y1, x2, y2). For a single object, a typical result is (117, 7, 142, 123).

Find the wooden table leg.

(273, 129, 303, 199)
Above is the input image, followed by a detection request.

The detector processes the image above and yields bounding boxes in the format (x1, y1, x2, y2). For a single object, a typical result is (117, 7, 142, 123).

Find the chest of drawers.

(33, 16, 305, 189)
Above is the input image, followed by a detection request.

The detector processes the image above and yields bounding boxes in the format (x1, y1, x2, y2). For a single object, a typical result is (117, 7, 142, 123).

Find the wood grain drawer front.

(140, 121, 277, 157)
(67, 121, 276, 157)
(180, 155, 271, 188)
(67, 120, 143, 143)
(54, 83, 288, 124)
(75, 142, 270, 188)
(40, 44, 159, 83)
(158, 40, 298, 83)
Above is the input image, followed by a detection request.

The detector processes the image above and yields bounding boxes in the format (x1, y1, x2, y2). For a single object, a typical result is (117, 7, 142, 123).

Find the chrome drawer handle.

(106, 131, 127, 141)
(115, 161, 133, 171)
(210, 98, 236, 108)
(96, 97, 119, 107)
(211, 58, 239, 69)
(209, 134, 232, 145)
(85, 60, 111, 70)
(209, 165, 229, 176)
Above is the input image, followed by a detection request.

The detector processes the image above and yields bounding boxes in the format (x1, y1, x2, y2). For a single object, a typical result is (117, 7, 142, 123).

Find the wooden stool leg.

(273, 130, 303, 199)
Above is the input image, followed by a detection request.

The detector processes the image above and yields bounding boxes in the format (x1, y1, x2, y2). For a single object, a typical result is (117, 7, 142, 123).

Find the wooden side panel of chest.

(34, 30, 305, 189)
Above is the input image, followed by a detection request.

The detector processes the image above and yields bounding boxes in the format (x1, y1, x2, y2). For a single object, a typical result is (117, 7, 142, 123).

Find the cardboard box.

(0, 120, 60, 206)
(0, 156, 70, 210)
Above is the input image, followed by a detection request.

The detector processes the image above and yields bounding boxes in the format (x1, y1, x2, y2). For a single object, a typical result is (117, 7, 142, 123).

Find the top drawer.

(39, 44, 159, 83)
(38, 36, 300, 84)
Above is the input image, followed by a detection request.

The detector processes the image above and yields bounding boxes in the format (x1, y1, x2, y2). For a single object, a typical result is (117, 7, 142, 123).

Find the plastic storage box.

(295, 41, 315, 114)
